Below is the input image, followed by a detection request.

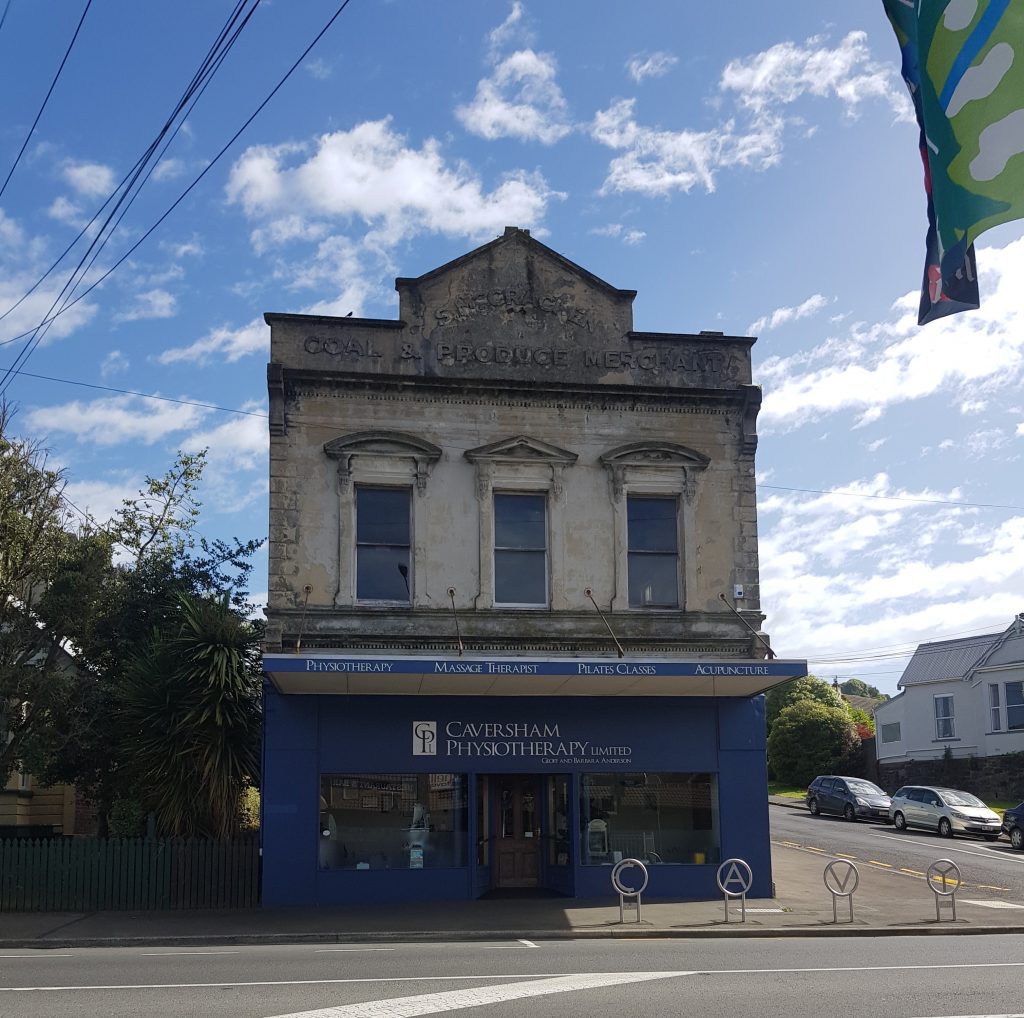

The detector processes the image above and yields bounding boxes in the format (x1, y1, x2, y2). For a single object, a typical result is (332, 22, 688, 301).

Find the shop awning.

(262, 654, 807, 698)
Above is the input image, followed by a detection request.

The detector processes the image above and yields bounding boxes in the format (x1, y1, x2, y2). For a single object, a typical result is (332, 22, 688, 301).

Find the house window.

(934, 694, 955, 740)
(627, 496, 679, 608)
(355, 487, 411, 602)
(1006, 681, 1024, 732)
(880, 722, 901, 744)
(990, 684, 1002, 732)
(493, 493, 548, 606)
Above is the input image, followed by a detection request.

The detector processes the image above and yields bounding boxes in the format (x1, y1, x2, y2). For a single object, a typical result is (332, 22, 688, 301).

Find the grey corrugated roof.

(898, 631, 1001, 687)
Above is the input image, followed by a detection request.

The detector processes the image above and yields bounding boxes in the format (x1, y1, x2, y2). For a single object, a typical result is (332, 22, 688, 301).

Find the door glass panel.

(501, 789, 514, 838)
(477, 776, 489, 865)
(522, 791, 535, 838)
(547, 775, 570, 866)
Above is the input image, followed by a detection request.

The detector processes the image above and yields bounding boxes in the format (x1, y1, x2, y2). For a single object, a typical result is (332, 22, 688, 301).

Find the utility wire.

(0, 0, 256, 330)
(0, 0, 357, 394)
(0, 365, 268, 417)
(761, 483, 1024, 512)
(0, 0, 262, 395)
(0, 0, 92, 203)
(0, 1, 12, 39)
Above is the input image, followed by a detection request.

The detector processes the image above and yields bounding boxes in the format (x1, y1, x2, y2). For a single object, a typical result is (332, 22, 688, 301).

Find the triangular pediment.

(396, 227, 636, 341)
(464, 435, 578, 466)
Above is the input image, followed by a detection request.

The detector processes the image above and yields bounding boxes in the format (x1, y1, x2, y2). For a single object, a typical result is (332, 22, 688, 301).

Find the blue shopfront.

(261, 654, 806, 906)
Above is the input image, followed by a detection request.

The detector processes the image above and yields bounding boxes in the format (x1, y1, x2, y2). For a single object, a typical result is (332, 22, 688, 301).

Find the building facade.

(874, 616, 1024, 767)
(261, 228, 805, 905)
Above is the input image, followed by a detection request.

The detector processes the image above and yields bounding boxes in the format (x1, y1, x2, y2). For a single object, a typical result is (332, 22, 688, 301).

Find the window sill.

(931, 738, 960, 743)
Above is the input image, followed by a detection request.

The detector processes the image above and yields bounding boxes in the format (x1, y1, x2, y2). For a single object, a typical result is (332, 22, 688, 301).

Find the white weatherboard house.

(874, 615, 1024, 766)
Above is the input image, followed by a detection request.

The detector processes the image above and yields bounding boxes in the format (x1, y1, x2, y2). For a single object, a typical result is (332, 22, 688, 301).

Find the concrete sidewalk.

(1, 805, 1021, 948)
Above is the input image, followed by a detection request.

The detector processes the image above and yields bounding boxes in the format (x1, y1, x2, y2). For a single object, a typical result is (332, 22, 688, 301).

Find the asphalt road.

(2, 935, 1024, 1018)
(770, 805, 1024, 904)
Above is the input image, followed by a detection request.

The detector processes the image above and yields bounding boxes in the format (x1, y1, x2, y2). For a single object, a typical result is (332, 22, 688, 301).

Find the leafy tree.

(849, 707, 875, 740)
(0, 402, 92, 783)
(840, 678, 889, 700)
(22, 450, 264, 832)
(118, 591, 262, 838)
(767, 700, 860, 787)
(765, 674, 846, 732)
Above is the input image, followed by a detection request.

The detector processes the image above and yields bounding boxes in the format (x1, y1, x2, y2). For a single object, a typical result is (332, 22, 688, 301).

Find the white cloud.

(748, 293, 829, 334)
(24, 394, 208, 446)
(47, 195, 86, 227)
(457, 49, 572, 144)
(250, 215, 329, 255)
(627, 51, 678, 83)
(101, 350, 129, 377)
(163, 235, 204, 259)
(592, 32, 910, 198)
(488, 2, 528, 58)
(62, 160, 116, 197)
(114, 288, 177, 322)
(589, 222, 646, 245)
(0, 235, 98, 344)
(63, 476, 138, 529)
(182, 407, 268, 472)
(159, 317, 268, 366)
(759, 236, 1024, 431)
(758, 474, 1024, 689)
(305, 58, 332, 80)
(721, 31, 912, 122)
(591, 98, 784, 196)
(226, 119, 563, 249)
(152, 158, 186, 182)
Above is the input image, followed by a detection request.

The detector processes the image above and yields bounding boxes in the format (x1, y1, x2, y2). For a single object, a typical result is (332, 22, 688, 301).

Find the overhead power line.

(0, 0, 263, 396)
(0, 0, 92, 203)
(0, 0, 357, 393)
(761, 483, 1024, 513)
(0, 365, 268, 417)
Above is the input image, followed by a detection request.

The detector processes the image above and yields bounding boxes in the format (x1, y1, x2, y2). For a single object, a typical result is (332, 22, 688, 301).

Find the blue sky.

(2, 1, 1022, 695)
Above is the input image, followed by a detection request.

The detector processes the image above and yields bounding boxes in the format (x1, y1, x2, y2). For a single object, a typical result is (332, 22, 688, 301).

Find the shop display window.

(580, 772, 719, 865)
(319, 773, 468, 870)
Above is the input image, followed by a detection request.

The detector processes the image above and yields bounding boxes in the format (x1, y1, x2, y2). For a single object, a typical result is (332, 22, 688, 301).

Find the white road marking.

(7, 960, 1024, 994)
(868, 830, 1024, 863)
(0, 955, 73, 960)
(960, 899, 1024, 909)
(141, 951, 240, 956)
(518, 939, 537, 948)
(264, 972, 690, 1018)
(314, 949, 396, 954)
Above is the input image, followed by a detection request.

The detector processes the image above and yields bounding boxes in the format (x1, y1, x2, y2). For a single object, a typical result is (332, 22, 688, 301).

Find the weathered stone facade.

(265, 227, 768, 659)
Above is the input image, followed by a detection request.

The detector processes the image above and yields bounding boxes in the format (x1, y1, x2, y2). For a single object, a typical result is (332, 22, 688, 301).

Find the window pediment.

(324, 431, 441, 494)
(465, 436, 577, 502)
(464, 435, 578, 466)
(600, 442, 709, 501)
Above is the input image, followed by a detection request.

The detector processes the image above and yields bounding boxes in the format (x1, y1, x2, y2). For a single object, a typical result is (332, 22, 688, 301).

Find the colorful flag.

(883, 0, 1024, 324)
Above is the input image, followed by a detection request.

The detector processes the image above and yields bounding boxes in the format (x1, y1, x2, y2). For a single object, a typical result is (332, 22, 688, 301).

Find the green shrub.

(767, 700, 860, 788)
(237, 785, 260, 832)
(108, 798, 146, 838)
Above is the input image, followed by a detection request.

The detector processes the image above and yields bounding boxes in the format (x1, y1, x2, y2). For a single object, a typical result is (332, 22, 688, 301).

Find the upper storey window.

(627, 496, 679, 608)
(494, 493, 548, 607)
(356, 487, 411, 603)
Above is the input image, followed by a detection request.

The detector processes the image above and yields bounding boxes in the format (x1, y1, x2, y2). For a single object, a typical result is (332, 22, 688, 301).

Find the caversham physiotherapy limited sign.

(412, 719, 633, 765)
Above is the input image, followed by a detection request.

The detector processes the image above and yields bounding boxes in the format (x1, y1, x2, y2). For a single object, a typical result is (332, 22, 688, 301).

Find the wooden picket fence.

(0, 836, 260, 911)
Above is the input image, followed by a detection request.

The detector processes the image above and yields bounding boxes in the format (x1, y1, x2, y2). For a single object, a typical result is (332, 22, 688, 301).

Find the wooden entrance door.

(494, 776, 540, 888)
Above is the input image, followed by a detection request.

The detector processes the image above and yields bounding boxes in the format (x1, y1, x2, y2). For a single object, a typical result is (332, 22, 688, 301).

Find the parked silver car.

(889, 785, 1003, 840)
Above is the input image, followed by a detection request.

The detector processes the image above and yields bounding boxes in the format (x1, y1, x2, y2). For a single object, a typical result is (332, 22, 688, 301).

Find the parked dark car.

(1003, 802, 1024, 850)
(806, 775, 892, 822)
